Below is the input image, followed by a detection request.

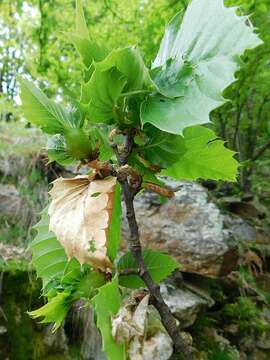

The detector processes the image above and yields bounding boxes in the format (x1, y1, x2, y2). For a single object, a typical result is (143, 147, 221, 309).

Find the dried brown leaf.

(48, 175, 117, 271)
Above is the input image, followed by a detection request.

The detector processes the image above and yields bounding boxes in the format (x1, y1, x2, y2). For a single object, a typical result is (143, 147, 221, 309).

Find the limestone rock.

(122, 181, 238, 277)
(138, 331, 173, 360)
(160, 282, 214, 328)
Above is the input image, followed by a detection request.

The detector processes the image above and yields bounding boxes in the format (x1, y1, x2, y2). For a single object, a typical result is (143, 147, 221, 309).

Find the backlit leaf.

(75, 0, 90, 40)
(61, 257, 82, 286)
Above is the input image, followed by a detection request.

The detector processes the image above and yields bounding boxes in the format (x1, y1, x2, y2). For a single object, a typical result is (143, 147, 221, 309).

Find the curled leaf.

(48, 176, 118, 271)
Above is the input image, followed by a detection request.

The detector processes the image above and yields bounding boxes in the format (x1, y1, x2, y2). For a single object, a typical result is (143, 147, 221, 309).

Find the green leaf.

(92, 277, 126, 360)
(128, 154, 165, 186)
(28, 291, 72, 332)
(20, 77, 83, 135)
(141, 0, 262, 134)
(92, 126, 115, 161)
(47, 135, 75, 166)
(64, 127, 93, 160)
(118, 250, 180, 289)
(150, 58, 193, 98)
(162, 126, 239, 181)
(81, 47, 151, 123)
(69, 35, 108, 69)
(107, 182, 122, 262)
(139, 125, 186, 168)
(61, 257, 82, 286)
(82, 67, 126, 123)
(30, 208, 68, 286)
(97, 47, 151, 92)
(75, 0, 90, 39)
(68, 0, 107, 69)
(75, 271, 106, 299)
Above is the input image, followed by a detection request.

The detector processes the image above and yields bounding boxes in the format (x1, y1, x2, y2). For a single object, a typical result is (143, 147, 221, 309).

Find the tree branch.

(115, 129, 194, 358)
(252, 138, 270, 161)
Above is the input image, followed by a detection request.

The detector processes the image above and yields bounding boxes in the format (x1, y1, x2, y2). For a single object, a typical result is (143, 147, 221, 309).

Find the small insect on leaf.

(48, 176, 119, 271)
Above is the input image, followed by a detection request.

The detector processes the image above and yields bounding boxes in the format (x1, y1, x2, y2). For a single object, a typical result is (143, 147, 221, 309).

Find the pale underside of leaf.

(141, 0, 263, 134)
(48, 176, 117, 271)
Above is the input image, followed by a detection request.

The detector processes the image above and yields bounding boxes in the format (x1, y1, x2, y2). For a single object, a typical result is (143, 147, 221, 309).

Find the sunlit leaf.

(97, 47, 151, 92)
(82, 67, 126, 123)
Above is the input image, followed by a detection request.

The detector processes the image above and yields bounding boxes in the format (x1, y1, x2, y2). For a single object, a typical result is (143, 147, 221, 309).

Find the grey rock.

(0, 184, 21, 216)
(257, 333, 270, 350)
(160, 282, 214, 328)
(122, 181, 238, 277)
(43, 325, 69, 354)
(139, 331, 173, 360)
(224, 215, 257, 242)
(0, 326, 7, 335)
(73, 303, 106, 360)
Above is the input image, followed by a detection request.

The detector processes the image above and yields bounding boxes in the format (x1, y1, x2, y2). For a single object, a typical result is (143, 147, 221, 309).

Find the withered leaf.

(112, 294, 150, 343)
(48, 175, 117, 271)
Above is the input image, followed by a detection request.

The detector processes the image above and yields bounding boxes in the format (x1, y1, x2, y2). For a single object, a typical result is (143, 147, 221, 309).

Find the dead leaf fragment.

(112, 293, 173, 360)
(48, 175, 117, 271)
(112, 294, 149, 343)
